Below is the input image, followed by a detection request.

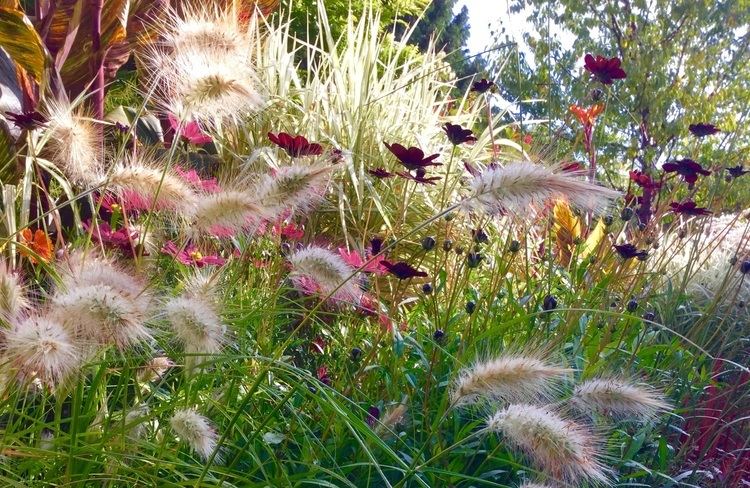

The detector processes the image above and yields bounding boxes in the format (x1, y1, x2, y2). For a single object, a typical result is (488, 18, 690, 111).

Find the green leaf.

(0, 7, 46, 82)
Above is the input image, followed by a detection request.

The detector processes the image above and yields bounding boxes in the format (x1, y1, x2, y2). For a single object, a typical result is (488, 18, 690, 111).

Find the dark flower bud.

(455, 246, 465, 255)
(678, 229, 687, 239)
(591, 88, 604, 101)
(603, 215, 614, 226)
(422, 283, 433, 294)
(542, 294, 558, 311)
(444, 213, 454, 222)
(626, 299, 638, 312)
(642, 311, 656, 321)
(465, 301, 476, 314)
(467, 252, 483, 268)
(620, 207, 634, 221)
(421, 236, 436, 251)
(638, 222, 647, 231)
(472, 228, 489, 244)
(350, 347, 362, 361)
(280, 242, 292, 256)
(741, 261, 750, 274)
(442, 239, 453, 252)
(729, 256, 738, 266)
(636, 253, 648, 262)
(366, 406, 380, 427)
(433, 329, 445, 342)
(509, 240, 521, 252)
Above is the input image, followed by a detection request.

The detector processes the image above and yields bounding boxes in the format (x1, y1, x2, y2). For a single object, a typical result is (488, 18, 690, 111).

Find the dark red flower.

(83, 220, 141, 257)
(370, 237, 383, 255)
(670, 200, 712, 216)
(662, 159, 711, 188)
(268, 132, 323, 157)
(384, 142, 441, 171)
(366, 406, 380, 427)
(396, 168, 441, 185)
(471, 78, 495, 93)
(5, 110, 47, 130)
(726, 165, 748, 178)
(562, 162, 585, 173)
(316, 366, 331, 386)
(368, 167, 394, 178)
(629, 170, 662, 190)
(380, 260, 428, 280)
(689, 123, 721, 138)
(443, 123, 477, 145)
(614, 243, 648, 261)
(584, 54, 627, 84)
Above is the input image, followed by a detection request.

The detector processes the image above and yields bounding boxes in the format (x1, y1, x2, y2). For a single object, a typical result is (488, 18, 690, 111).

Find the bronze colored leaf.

(0, 7, 47, 82)
(553, 201, 581, 267)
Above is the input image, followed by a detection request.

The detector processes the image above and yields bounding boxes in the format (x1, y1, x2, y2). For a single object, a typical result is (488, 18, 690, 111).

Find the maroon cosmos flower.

(368, 167, 395, 179)
(670, 200, 712, 216)
(471, 78, 495, 93)
(726, 165, 749, 178)
(268, 132, 323, 157)
(663, 158, 711, 188)
(366, 406, 381, 427)
(380, 260, 428, 279)
(443, 123, 477, 145)
(384, 142, 441, 171)
(689, 123, 721, 138)
(561, 161, 585, 173)
(316, 366, 331, 386)
(584, 54, 627, 84)
(396, 168, 442, 185)
(5, 110, 47, 130)
(614, 243, 648, 261)
(370, 237, 383, 255)
(83, 221, 141, 257)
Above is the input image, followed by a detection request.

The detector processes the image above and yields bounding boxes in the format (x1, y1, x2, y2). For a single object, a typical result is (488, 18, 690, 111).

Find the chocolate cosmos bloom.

(584, 54, 627, 84)
(396, 168, 441, 185)
(670, 200, 712, 216)
(689, 123, 721, 137)
(384, 142, 441, 171)
(443, 123, 477, 145)
(370, 237, 383, 255)
(726, 165, 749, 178)
(614, 243, 648, 260)
(629, 170, 662, 190)
(268, 132, 323, 157)
(368, 167, 395, 178)
(662, 159, 711, 188)
(4, 110, 47, 130)
(471, 78, 495, 93)
(380, 260, 428, 279)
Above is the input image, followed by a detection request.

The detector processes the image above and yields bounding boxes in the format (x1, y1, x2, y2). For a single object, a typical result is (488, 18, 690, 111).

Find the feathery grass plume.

(52, 285, 152, 350)
(125, 405, 150, 441)
(288, 246, 361, 305)
(0, 260, 29, 323)
(102, 156, 197, 213)
(182, 270, 223, 307)
(57, 251, 150, 303)
(467, 161, 620, 216)
(170, 408, 220, 462)
(165, 295, 226, 360)
(4, 315, 80, 387)
(254, 163, 337, 220)
(518, 483, 554, 488)
(572, 378, 670, 422)
(487, 404, 609, 485)
(137, 355, 174, 383)
(161, 5, 249, 61)
(451, 354, 572, 406)
(43, 99, 102, 184)
(186, 189, 260, 237)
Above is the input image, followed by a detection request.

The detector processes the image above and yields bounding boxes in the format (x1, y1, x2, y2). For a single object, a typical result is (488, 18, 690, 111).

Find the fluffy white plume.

(288, 246, 361, 305)
(44, 99, 102, 184)
(170, 408, 220, 462)
(573, 378, 670, 422)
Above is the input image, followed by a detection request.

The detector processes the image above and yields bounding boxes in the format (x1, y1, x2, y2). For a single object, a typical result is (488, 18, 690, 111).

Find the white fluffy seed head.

(170, 408, 219, 462)
(187, 189, 260, 236)
(102, 157, 197, 214)
(58, 251, 151, 303)
(451, 355, 572, 406)
(468, 161, 620, 217)
(52, 285, 152, 350)
(4, 315, 81, 387)
(0, 260, 29, 323)
(487, 404, 609, 486)
(44, 99, 102, 184)
(255, 164, 336, 219)
(181, 270, 223, 307)
(518, 483, 554, 488)
(161, 6, 249, 62)
(288, 246, 360, 305)
(165, 296, 226, 358)
(572, 378, 670, 422)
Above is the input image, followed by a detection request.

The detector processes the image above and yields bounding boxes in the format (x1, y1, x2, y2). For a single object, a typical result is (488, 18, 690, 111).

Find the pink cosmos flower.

(338, 247, 386, 275)
(272, 221, 305, 240)
(175, 166, 220, 193)
(83, 220, 141, 257)
(167, 113, 212, 145)
(161, 241, 225, 267)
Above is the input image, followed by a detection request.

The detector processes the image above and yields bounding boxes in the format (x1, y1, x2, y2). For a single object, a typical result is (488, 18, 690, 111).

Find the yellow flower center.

(190, 250, 203, 261)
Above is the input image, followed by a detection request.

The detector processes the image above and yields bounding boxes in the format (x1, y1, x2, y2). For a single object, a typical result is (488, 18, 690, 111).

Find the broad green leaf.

(0, 7, 46, 82)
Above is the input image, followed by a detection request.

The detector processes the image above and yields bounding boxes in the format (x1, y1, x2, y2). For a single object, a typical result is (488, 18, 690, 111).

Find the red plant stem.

(91, 0, 104, 119)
